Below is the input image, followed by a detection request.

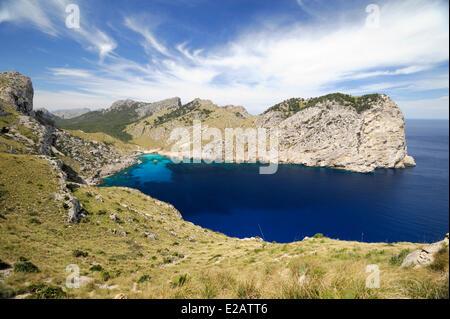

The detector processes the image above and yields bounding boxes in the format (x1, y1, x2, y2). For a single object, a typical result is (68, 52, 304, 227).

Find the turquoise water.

(102, 120, 449, 243)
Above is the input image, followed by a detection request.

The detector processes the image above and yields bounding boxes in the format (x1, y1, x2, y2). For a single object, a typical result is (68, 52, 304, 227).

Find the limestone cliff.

(256, 93, 416, 172)
(0, 71, 34, 115)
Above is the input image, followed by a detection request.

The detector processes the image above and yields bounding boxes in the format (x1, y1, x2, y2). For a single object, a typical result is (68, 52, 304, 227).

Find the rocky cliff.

(125, 93, 415, 173)
(0, 71, 34, 115)
(256, 93, 416, 172)
(0, 71, 137, 185)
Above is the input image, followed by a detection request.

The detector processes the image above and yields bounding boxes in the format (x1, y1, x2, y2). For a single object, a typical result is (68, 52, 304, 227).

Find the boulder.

(401, 234, 449, 268)
(67, 198, 88, 223)
(0, 71, 34, 115)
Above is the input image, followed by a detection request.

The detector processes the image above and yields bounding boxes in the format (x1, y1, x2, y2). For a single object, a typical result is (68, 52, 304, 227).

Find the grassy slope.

(55, 107, 141, 142)
(1, 149, 448, 298)
(0, 97, 448, 299)
(126, 100, 255, 150)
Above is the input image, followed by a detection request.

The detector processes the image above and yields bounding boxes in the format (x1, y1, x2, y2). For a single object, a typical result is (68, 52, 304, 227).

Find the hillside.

(0, 71, 447, 299)
(55, 98, 182, 142)
(57, 91, 416, 172)
(126, 98, 255, 150)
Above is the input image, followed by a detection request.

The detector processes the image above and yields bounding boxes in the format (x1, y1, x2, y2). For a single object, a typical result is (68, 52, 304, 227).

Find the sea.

(101, 120, 449, 243)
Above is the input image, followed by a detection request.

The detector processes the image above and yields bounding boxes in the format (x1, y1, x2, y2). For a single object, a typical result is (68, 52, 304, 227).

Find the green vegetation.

(264, 93, 382, 116)
(13, 258, 39, 273)
(153, 101, 198, 126)
(390, 249, 411, 266)
(72, 249, 88, 258)
(89, 265, 103, 272)
(0, 103, 448, 299)
(429, 246, 449, 272)
(55, 104, 144, 141)
(28, 283, 67, 299)
(304, 93, 381, 113)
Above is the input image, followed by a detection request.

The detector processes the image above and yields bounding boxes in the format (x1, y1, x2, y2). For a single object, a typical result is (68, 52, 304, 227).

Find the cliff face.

(0, 71, 34, 115)
(255, 94, 415, 172)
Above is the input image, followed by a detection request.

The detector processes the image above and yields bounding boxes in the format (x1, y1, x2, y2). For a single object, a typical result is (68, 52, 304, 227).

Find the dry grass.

(0, 113, 448, 299)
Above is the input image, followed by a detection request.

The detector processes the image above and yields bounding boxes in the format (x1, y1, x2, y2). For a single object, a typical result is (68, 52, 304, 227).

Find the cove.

(101, 120, 449, 243)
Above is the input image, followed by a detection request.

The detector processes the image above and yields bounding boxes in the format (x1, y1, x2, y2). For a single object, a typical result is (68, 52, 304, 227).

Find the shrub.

(101, 270, 110, 282)
(28, 284, 66, 299)
(390, 249, 410, 266)
(14, 259, 39, 273)
(89, 264, 103, 272)
(72, 249, 88, 258)
(137, 274, 150, 283)
(313, 233, 324, 239)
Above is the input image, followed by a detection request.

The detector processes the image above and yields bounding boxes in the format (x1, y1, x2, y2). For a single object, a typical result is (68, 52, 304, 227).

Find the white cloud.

(4, 0, 448, 118)
(124, 16, 170, 56)
(0, 0, 117, 60)
(399, 96, 449, 119)
(34, 90, 115, 111)
(0, 0, 59, 36)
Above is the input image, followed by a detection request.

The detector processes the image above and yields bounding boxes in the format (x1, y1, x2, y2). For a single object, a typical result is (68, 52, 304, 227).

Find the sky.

(0, 0, 448, 119)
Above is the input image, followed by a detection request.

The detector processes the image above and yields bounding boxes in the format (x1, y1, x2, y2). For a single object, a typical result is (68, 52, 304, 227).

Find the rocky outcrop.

(67, 198, 88, 223)
(107, 97, 181, 119)
(222, 104, 251, 119)
(0, 71, 34, 115)
(256, 94, 416, 173)
(401, 234, 449, 268)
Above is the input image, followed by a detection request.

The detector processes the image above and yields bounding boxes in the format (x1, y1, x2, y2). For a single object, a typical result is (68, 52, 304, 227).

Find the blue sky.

(0, 0, 448, 118)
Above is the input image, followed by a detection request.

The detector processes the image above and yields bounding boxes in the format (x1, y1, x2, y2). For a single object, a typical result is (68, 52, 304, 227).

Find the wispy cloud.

(124, 16, 170, 56)
(0, 0, 117, 60)
(1, 0, 448, 117)
(0, 0, 59, 36)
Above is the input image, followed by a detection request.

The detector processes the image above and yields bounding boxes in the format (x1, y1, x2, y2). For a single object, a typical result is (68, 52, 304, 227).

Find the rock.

(114, 293, 127, 299)
(0, 103, 8, 116)
(0, 71, 34, 115)
(256, 94, 415, 173)
(142, 231, 157, 240)
(67, 198, 88, 223)
(1, 127, 9, 134)
(95, 195, 104, 202)
(401, 234, 449, 268)
(109, 214, 117, 221)
(188, 237, 196, 242)
(78, 276, 94, 287)
(119, 232, 128, 237)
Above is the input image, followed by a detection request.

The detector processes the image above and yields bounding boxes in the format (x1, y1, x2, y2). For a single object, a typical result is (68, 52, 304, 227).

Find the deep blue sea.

(102, 120, 449, 243)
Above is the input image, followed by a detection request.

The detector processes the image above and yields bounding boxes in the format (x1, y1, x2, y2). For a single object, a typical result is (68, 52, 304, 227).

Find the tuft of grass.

(101, 270, 110, 282)
(429, 246, 449, 272)
(390, 249, 410, 266)
(172, 274, 189, 287)
(137, 274, 150, 283)
(236, 280, 261, 299)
